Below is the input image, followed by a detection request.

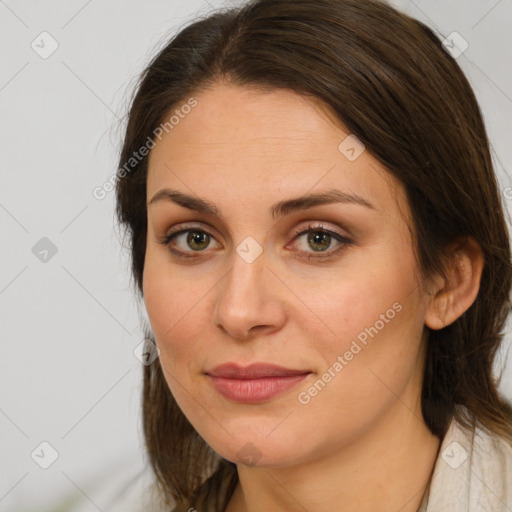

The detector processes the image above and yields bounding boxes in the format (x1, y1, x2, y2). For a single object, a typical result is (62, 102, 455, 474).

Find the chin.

(204, 429, 308, 468)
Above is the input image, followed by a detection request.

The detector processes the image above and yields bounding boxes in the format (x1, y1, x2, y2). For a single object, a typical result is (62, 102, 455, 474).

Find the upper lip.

(206, 362, 312, 379)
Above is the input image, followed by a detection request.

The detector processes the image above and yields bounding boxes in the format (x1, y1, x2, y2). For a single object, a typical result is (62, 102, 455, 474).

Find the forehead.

(147, 83, 408, 220)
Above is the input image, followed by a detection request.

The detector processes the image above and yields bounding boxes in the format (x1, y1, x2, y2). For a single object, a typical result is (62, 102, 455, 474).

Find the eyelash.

(157, 223, 353, 261)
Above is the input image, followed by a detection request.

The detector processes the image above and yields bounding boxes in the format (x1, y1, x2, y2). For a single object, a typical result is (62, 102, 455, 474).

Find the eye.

(287, 223, 353, 260)
(157, 227, 220, 258)
(157, 223, 353, 261)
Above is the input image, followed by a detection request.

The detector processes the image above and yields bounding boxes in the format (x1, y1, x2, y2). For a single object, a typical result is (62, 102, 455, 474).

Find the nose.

(213, 244, 287, 341)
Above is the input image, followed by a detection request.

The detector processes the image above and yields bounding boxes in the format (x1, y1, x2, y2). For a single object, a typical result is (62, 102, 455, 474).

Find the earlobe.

(424, 237, 485, 331)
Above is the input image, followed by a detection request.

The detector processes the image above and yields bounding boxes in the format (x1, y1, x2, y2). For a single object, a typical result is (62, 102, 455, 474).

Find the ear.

(425, 236, 485, 330)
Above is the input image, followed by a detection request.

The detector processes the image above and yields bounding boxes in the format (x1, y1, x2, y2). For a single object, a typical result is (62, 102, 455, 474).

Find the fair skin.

(143, 82, 485, 512)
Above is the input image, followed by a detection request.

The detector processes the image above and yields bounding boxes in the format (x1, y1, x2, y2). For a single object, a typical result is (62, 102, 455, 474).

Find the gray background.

(1, 0, 511, 511)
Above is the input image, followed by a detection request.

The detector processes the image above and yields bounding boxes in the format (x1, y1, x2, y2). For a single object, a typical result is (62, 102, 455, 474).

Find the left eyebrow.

(147, 188, 377, 219)
(270, 189, 376, 218)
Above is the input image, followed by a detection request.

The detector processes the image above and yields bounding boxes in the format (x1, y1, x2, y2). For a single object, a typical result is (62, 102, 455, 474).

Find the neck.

(225, 398, 441, 512)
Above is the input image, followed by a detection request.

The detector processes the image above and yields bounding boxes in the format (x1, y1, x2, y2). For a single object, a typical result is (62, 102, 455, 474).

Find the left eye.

(158, 223, 353, 260)
(286, 223, 354, 260)
(290, 224, 352, 257)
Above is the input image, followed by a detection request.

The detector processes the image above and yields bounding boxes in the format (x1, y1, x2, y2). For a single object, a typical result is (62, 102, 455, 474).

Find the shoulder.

(423, 412, 512, 511)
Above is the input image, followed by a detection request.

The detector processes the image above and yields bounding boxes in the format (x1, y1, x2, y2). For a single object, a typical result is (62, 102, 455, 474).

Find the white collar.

(418, 413, 512, 511)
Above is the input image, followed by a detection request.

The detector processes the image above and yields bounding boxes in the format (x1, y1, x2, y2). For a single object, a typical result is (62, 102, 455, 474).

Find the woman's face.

(143, 82, 432, 467)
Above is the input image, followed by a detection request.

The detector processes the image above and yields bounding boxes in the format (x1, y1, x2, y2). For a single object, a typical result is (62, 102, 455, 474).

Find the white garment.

(60, 415, 512, 512)
(418, 415, 512, 511)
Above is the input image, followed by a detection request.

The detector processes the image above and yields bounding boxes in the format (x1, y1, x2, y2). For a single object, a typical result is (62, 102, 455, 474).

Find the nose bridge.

(220, 239, 267, 312)
(214, 237, 285, 338)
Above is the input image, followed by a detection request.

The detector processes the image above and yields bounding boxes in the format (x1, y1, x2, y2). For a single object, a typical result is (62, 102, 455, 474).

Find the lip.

(205, 363, 312, 403)
(206, 362, 311, 379)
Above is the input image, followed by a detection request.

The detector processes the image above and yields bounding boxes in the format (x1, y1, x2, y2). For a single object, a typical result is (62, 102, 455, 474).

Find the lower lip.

(207, 374, 310, 403)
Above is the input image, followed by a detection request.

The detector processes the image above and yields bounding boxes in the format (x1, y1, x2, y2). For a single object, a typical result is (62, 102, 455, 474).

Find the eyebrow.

(147, 188, 376, 219)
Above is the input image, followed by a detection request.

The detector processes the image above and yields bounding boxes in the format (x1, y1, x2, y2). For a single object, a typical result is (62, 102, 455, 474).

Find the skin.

(143, 82, 485, 512)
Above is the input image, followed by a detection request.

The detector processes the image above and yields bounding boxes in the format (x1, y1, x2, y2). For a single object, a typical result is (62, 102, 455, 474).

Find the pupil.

(187, 231, 209, 250)
(308, 232, 330, 251)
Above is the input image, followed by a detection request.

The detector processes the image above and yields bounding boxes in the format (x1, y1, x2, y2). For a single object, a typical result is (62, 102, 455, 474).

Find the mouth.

(205, 362, 312, 403)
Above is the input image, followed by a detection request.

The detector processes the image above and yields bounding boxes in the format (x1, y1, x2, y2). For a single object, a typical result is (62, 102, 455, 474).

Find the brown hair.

(115, 0, 512, 509)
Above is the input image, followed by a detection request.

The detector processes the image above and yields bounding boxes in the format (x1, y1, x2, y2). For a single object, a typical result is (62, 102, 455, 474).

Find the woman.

(114, 0, 512, 510)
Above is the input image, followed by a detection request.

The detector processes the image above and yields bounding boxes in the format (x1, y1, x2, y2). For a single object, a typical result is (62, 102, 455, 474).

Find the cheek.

(290, 296, 424, 458)
(298, 248, 425, 401)
(142, 254, 212, 374)
(143, 268, 206, 417)
(303, 253, 418, 351)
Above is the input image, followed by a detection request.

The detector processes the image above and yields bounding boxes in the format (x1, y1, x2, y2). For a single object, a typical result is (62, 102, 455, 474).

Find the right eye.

(157, 227, 221, 258)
